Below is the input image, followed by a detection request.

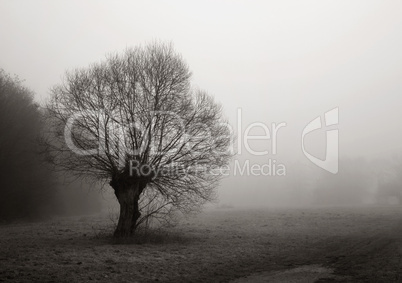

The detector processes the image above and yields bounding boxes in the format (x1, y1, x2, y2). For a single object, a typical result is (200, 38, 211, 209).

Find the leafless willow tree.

(45, 43, 232, 237)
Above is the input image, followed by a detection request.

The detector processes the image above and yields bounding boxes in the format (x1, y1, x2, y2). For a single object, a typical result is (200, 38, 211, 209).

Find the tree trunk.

(112, 181, 142, 238)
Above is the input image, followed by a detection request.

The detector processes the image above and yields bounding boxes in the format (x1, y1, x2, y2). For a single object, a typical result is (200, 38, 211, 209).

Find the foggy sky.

(1, 0, 401, 206)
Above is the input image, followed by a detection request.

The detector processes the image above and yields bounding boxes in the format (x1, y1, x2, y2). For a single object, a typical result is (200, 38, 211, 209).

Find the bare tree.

(44, 43, 232, 237)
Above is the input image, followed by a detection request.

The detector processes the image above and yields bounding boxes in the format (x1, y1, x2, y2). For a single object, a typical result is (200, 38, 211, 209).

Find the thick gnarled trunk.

(112, 181, 143, 238)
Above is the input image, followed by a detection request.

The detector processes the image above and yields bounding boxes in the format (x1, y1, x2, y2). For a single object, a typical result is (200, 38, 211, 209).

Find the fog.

(1, 0, 402, 216)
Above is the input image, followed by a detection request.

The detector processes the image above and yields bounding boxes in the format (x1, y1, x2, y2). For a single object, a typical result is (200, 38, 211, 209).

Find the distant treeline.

(0, 69, 101, 222)
(284, 158, 402, 206)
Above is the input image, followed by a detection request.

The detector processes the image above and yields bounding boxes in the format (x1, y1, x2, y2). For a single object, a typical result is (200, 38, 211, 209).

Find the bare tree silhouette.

(44, 43, 232, 237)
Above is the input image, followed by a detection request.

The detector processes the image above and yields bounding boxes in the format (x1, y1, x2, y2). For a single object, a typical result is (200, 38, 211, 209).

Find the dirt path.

(233, 232, 402, 282)
(232, 265, 335, 283)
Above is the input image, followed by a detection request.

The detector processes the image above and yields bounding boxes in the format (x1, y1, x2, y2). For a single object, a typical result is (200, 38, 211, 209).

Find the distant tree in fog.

(44, 43, 232, 237)
(376, 158, 402, 205)
(0, 69, 59, 220)
(313, 158, 373, 205)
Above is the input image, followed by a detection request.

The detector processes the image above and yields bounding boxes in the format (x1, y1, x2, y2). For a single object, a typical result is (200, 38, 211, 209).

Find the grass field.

(0, 206, 401, 282)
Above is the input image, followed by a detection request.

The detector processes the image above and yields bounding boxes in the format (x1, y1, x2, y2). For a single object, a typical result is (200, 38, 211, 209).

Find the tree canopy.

(45, 43, 232, 236)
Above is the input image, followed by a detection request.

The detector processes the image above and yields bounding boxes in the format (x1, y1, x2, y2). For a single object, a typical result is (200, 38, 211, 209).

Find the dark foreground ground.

(0, 206, 401, 282)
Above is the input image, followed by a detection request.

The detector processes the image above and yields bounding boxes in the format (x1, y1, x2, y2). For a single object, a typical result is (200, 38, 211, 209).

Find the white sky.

(1, 0, 402, 205)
